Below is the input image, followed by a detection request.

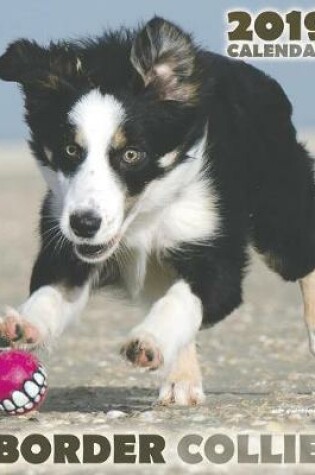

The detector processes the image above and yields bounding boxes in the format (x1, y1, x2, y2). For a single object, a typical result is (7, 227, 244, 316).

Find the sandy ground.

(1, 132, 315, 474)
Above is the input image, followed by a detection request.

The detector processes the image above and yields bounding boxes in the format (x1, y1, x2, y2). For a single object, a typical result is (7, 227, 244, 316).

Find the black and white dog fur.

(1, 17, 315, 406)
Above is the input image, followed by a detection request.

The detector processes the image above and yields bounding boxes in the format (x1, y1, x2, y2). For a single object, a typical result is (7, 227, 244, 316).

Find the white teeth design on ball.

(12, 391, 29, 407)
(24, 381, 40, 399)
(0, 367, 47, 415)
(38, 366, 47, 378)
(3, 399, 15, 411)
(33, 372, 45, 386)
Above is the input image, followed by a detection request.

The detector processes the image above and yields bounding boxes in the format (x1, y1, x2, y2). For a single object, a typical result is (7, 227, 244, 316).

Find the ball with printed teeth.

(0, 350, 48, 415)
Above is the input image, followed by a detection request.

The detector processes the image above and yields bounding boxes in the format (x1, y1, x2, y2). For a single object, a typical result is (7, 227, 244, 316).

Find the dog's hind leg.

(300, 270, 315, 355)
(158, 341, 205, 406)
(121, 277, 205, 406)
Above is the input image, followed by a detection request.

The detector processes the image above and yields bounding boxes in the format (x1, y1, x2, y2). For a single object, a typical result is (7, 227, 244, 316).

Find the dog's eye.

(122, 149, 145, 165)
(65, 144, 81, 159)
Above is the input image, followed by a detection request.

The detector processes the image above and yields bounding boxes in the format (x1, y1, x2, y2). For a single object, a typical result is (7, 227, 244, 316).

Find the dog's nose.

(70, 211, 102, 238)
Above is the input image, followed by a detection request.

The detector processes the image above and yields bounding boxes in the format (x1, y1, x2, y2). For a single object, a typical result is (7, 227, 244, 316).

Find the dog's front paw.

(0, 307, 42, 349)
(120, 334, 164, 370)
(157, 380, 205, 406)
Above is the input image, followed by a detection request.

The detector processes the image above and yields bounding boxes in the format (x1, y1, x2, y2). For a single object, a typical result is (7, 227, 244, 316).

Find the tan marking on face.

(159, 150, 179, 169)
(44, 147, 53, 163)
(111, 127, 127, 150)
(74, 130, 85, 148)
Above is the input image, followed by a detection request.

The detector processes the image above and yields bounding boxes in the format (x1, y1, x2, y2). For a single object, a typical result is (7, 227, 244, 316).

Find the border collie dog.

(1, 17, 315, 405)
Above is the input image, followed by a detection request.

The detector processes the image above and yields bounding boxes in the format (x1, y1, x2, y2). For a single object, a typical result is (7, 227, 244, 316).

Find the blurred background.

(0, 0, 314, 142)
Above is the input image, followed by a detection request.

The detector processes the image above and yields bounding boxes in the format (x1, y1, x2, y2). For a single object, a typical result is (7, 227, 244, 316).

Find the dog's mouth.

(75, 237, 119, 263)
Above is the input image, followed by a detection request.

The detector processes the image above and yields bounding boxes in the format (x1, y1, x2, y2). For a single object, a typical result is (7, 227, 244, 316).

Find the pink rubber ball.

(0, 350, 48, 415)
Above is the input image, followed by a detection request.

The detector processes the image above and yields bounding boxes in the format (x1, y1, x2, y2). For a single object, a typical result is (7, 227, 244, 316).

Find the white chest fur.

(120, 132, 220, 298)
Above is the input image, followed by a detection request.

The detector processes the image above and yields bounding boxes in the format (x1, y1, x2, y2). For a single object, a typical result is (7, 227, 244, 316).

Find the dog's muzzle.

(74, 235, 119, 263)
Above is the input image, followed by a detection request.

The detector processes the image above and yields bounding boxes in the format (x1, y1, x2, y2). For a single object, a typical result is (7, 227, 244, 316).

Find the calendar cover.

(0, 1, 315, 474)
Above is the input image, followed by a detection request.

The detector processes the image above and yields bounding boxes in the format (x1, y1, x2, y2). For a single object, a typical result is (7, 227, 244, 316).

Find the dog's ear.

(0, 39, 83, 92)
(131, 17, 199, 103)
(0, 40, 49, 83)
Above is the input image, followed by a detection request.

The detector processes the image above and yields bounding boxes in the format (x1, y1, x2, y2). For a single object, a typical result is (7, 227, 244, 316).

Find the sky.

(0, 0, 314, 140)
